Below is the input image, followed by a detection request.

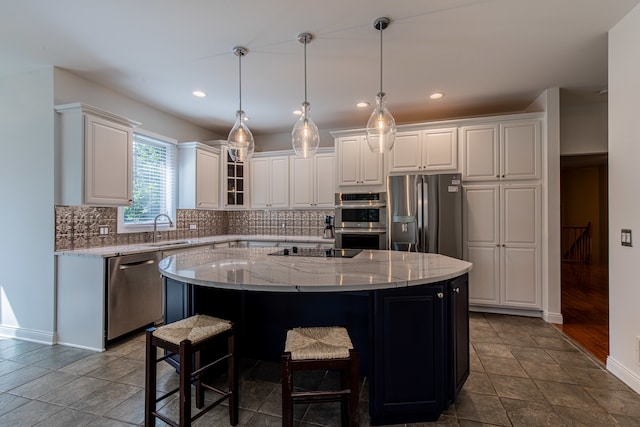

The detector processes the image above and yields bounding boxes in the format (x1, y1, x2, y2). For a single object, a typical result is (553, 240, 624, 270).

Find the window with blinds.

(120, 132, 177, 230)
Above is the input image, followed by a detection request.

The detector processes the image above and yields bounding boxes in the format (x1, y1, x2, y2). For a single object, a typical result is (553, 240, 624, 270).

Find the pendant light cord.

(238, 51, 242, 111)
(304, 37, 308, 104)
(379, 24, 383, 95)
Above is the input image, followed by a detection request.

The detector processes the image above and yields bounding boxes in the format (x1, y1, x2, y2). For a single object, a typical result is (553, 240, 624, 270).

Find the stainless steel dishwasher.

(107, 251, 163, 340)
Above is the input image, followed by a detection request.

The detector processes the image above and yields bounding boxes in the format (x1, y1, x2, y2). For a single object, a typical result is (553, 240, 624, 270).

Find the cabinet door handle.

(453, 287, 460, 293)
(437, 292, 444, 299)
(119, 259, 155, 270)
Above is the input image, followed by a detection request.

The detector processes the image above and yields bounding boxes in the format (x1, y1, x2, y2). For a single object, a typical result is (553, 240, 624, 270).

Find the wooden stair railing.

(561, 222, 592, 263)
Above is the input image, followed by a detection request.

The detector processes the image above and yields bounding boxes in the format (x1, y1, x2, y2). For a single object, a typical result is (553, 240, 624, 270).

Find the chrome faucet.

(153, 214, 174, 243)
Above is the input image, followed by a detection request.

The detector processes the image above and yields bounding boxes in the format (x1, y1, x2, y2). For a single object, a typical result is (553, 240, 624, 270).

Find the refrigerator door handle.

(416, 177, 423, 252)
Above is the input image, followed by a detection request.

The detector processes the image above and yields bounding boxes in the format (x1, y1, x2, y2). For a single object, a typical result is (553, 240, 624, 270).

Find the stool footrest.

(292, 389, 352, 403)
(189, 393, 230, 424)
(150, 411, 178, 427)
(192, 352, 231, 377)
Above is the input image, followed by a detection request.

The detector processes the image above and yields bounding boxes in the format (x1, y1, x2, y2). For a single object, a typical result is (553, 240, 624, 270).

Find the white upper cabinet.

(250, 155, 289, 208)
(204, 141, 248, 208)
(178, 142, 220, 209)
(461, 124, 499, 181)
(290, 150, 335, 208)
(389, 128, 458, 173)
(462, 119, 541, 181)
(501, 120, 541, 180)
(336, 135, 384, 187)
(55, 103, 139, 206)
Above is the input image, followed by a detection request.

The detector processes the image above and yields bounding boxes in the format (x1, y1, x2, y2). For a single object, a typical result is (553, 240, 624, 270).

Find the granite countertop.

(54, 235, 334, 257)
(158, 247, 472, 292)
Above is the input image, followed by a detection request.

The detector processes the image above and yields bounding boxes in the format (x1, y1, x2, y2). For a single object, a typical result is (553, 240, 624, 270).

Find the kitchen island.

(159, 247, 472, 425)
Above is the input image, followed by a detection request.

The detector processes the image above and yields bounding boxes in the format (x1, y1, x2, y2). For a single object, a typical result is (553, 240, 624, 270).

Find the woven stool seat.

(153, 314, 231, 345)
(282, 326, 359, 426)
(285, 326, 353, 360)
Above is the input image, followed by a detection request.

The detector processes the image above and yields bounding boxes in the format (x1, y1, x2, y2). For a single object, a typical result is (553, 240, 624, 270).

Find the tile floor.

(1, 313, 640, 426)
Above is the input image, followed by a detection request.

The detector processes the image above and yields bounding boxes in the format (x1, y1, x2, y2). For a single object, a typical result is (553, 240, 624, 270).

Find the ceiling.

(2, 0, 638, 136)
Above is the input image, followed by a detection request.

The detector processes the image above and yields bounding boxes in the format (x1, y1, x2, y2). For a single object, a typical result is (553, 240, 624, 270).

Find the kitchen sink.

(145, 240, 193, 247)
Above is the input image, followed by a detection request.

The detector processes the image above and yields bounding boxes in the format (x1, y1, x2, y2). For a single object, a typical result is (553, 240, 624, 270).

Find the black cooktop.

(268, 248, 362, 258)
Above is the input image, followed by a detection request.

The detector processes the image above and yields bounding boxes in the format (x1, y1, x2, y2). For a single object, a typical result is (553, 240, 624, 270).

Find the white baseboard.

(0, 325, 55, 345)
(543, 310, 563, 324)
(606, 356, 640, 395)
(55, 340, 104, 353)
(470, 305, 543, 318)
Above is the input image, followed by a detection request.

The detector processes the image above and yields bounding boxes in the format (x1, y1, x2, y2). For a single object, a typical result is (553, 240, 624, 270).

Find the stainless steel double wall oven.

(334, 192, 387, 250)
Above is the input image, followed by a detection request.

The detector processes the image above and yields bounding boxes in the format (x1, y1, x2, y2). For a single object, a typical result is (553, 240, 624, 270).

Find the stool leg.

(282, 353, 293, 427)
(144, 329, 156, 427)
(195, 349, 204, 409)
(340, 364, 349, 427)
(179, 340, 192, 427)
(228, 331, 238, 425)
(349, 349, 360, 427)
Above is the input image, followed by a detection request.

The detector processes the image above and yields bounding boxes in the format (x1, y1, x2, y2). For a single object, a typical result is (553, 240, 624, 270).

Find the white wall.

(560, 97, 608, 156)
(255, 128, 335, 152)
(0, 67, 56, 343)
(528, 89, 562, 324)
(0, 67, 229, 345)
(608, 3, 640, 393)
(53, 68, 223, 143)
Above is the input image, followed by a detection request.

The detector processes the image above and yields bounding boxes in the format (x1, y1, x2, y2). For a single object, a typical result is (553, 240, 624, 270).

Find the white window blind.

(122, 133, 177, 226)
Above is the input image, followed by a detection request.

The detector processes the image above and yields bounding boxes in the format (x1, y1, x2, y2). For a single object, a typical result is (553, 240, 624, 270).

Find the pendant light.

(366, 17, 396, 153)
(292, 32, 320, 158)
(227, 46, 255, 163)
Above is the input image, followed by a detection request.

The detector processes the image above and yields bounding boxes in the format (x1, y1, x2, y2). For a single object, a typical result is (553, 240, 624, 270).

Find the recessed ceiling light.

(293, 110, 302, 116)
(192, 90, 206, 98)
(356, 101, 370, 108)
(429, 92, 445, 100)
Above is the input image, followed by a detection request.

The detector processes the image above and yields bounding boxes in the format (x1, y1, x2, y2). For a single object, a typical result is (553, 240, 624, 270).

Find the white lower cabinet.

(463, 183, 541, 309)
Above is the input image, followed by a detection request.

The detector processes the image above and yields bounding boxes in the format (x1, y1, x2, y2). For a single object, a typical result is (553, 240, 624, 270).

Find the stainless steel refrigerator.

(387, 173, 463, 258)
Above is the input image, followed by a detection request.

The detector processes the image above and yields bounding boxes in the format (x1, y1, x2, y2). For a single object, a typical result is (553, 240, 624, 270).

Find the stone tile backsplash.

(55, 206, 334, 251)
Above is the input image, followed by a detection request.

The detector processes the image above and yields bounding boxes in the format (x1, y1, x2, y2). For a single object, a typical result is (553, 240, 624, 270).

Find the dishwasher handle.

(119, 259, 156, 270)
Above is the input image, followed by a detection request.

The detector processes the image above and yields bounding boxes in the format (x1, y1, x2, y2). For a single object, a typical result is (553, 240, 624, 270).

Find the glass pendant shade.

(227, 46, 254, 163)
(366, 17, 396, 153)
(292, 33, 319, 158)
(228, 109, 254, 163)
(292, 102, 319, 158)
(366, 92, 396, 153)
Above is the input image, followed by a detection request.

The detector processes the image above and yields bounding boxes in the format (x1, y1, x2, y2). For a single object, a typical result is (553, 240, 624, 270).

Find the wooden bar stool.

(144, 314, 238, 426)
(282, 326, 359, 427)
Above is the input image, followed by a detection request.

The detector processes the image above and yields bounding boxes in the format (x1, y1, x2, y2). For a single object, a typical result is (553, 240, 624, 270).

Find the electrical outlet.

(621, 229, 632, 247)
(189, 223, 197, 230)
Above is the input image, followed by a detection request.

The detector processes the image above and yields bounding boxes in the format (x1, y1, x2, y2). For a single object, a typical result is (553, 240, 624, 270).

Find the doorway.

(557, 154, 609, 363)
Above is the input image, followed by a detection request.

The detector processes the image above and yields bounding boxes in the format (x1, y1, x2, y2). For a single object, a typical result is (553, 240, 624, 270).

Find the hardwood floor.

(555, 262, 609, 364)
